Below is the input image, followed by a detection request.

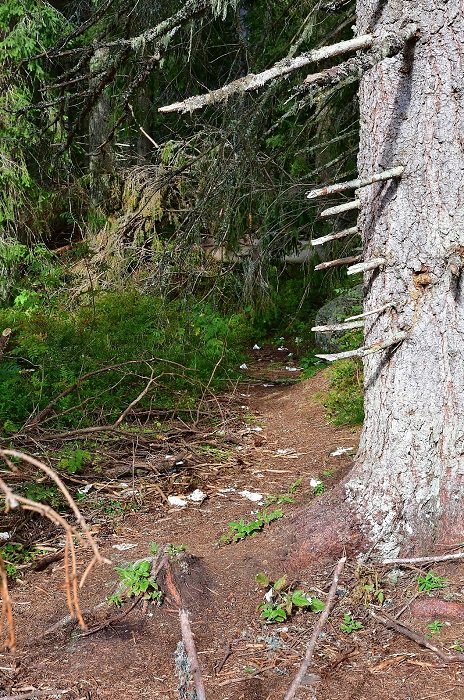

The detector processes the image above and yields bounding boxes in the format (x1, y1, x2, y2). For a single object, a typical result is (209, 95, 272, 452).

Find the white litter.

(175, 460, 184, 466)
(0, 532, 10, 541)
(285, 366, 299, 372)
(168, 495, 188, 507)
(165, 454, 173, 460)
(240, 393, 251, 397)
(287, 352, 294, 357)
(77, 484, 93, 494)
(264, 588, 274, 602)
(246, 426, 263, 432)
(252, 344, 261, 350)
(187, 489, 206, 503)
(263, 383, 274, 387)
(112, 543, 138, 551)
(277, 448, 294, 455)
(277, 346, 288, 351)
(330, 447, 355, 456)
(310, 479, 322, 488)
(238, 490, 264, 503)
(121, 489, 139, 497)
(239, 363, 248, 370)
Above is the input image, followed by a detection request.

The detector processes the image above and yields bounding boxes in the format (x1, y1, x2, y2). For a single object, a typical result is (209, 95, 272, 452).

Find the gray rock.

(314, 285, 363, 352)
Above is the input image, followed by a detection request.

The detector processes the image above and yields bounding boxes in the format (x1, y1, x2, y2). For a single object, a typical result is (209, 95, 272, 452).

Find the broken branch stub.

(320, 199, 361, 218)
(314, 254, 362, 271)
(311, 320, 364, 332)
(315, 331, 408, 361)
(307, 166, 404, 199)
(159, 34, 373, 114)
(347, 257, 386, 275)
(311, 226, 359, 246)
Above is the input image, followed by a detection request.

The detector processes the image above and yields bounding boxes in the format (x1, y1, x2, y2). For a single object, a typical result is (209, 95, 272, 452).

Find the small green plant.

(0, 543, 41, 580)
(115, 560, 162, 602)
(256, 573, 325, 623)
(166, 544, 187, 556)
(416, 570, 449, 593)
(149, 543, 159, 555)
(57, 448, 91, 474)
(363, 583, 384, 606)
(107, 593, 124, 608)
(450, 641, 464, 652)
(264, 478, 302, 507)
(340, 614, 363, 634)
(19, 482, 63, 509)
(221, 509, 283, 544)
(311, 480, 325, 496)
(426, 620, 445, 636)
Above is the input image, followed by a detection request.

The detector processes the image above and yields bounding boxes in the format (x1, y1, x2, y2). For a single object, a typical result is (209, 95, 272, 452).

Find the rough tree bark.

(345, 0, 464, 557)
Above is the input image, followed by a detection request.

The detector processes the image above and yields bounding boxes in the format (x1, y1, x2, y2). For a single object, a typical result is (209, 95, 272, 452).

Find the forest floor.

(2, 346, 464, 700)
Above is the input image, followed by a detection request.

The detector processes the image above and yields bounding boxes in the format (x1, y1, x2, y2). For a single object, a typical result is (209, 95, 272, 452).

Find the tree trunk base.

(274, 486, 367, 574)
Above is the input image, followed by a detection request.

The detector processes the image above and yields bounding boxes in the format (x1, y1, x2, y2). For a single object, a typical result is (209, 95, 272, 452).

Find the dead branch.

(371, 611, 464, 663)
(0, 555, 15, 652)
(0, 450, 111, 647)
(283, 556, 347, 700)
(159, 35, 373, 114)
(311, 320, 364, 332)
(307, 167, 404, 199)
(320, 199, 361, 217)
(316, 331, 408, 362)
(0, 692, 69, 700)
(179, 609, 207, 700)
(311, 226, 359, 246)
(381, 551, 464, 566)
(314, 254, 362, 271)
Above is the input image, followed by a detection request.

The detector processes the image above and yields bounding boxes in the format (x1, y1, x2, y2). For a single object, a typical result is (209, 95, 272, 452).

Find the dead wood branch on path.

(381, 551, 464, 566)
(283, 556, 347, 700)
(371, 611, 464, 663)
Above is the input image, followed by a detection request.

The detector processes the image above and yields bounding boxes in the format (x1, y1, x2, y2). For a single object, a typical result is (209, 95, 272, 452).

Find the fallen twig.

(81, 593, 144, 636)
(215, 642, 233, 675)
(371, 611, 464, 663)
(0, 692, 69, 700)
(283, 555, 347, 700)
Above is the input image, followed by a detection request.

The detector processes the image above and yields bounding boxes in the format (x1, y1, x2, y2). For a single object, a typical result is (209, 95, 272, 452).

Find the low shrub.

(322, 358, 364, 425)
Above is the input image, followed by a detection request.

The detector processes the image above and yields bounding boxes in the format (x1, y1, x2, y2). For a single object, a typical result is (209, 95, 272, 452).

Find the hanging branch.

(0, 450, 111, 649)
(311, 226, 359, 246)
(314, 254, 362, 271)
(307, 166, 404, 199)
(347, 257, 386, 275)
(320, 199, 361, 217)
(159, 34, 374, 114)
(315, 331, 408, 361)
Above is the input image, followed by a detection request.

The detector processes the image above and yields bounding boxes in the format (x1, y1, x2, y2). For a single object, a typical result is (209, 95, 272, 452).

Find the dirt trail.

(3, 359, 464, 700)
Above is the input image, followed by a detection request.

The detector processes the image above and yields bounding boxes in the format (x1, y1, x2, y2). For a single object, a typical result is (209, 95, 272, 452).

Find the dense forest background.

(0, 0, 363, 437)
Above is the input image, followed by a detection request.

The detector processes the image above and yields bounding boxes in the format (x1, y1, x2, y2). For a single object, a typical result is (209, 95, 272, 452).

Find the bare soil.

(2, 349, 464, 700)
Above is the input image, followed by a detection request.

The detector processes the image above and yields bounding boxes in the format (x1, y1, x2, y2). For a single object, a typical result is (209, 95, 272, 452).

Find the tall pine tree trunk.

(346, 1, 464, 557)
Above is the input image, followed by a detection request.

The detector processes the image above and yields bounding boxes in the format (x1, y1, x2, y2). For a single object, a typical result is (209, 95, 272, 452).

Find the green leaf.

(255, 573, 269, 587)
(273, 575, 288, 592)
(291, 591, 311, 607)
(310, 598, 325, 612)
